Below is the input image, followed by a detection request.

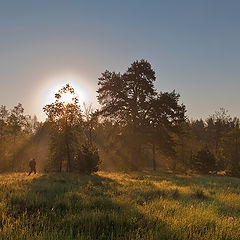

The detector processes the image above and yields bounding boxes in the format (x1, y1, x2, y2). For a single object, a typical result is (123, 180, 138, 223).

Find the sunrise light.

(60, 91, 74, 105)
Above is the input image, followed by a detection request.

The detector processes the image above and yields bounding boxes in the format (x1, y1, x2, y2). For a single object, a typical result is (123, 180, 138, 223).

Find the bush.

(192, 146, 216, 174)
(74, 144, 101, 174)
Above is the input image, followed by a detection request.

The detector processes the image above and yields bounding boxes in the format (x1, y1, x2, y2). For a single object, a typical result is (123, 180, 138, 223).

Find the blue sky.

(0, 0, 240, 120)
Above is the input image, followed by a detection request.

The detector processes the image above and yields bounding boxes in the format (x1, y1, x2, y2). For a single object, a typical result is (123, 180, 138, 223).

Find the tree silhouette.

(146, 91, 186, 170)
(43, 84, 82, 172)
(83, 102, 98, 147)
(192, 146, 216, 174)
(97, 60, 157, 169)
(97, 59, 185, 170)
(0, 105, 8, 149)
(8, 103, 27, 170)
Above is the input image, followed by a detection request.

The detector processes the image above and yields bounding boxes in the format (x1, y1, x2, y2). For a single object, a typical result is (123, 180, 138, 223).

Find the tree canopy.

(97, 59, 186, 170)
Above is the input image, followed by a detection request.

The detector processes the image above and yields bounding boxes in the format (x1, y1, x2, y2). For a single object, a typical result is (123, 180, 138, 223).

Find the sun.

(40, 75, 92, 117)
(60, 91, 74, 105)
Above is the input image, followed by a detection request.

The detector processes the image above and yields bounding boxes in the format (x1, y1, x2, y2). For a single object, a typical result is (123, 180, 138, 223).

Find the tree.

(206, 108, 231, 155)
(94, 120, 125, 170)
(44, 84, 101, 174)
(43, 84, 83, 172)
(192, 146, 216, 174)
(97, 60, 157, 169)
(0, 105, 8, 150)
(75, 144, 101, 174)
(173, 121, 194, 171)
(0, 104, 41, 172)
(191, 119, 206, 143)
(97, 59, 156, 124)
(8, 103, 27, 170)
(97, 59, 186, 170)
(0, 105, 9, 171)
(221, 117, 240, 175)
(83, 102, 98, 147)
(146, 91, 186, 170)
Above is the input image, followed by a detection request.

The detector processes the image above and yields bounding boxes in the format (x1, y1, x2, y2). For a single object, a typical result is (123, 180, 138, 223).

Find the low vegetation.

(1, 171, 240, 239)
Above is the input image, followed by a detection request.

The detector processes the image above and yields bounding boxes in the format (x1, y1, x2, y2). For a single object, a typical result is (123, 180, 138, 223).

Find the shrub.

(192, 146, 216, 174)
(74, 144, 101, 174)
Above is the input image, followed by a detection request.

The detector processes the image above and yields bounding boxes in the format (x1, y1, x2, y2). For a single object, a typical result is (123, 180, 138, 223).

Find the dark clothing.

(28, 159, 36, 175)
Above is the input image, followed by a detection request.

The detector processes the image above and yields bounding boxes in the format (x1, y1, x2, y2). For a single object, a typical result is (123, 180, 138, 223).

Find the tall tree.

(43, 84, 82, 172)
(97, 60, 157, 169)
(206, 108, 231, 155)
(83, 103, 98, 147)
(146, 91, 186, 170)
(0, 105, 8, 148)
(8, 103, 27, 170)
(97, 59, 186, 170)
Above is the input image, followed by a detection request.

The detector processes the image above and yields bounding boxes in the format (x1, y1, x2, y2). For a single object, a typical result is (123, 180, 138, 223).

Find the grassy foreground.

(0, 171, 240, 239)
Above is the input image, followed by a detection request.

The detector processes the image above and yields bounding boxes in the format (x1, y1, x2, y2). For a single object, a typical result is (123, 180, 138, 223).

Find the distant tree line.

(174, 109, 240, 176)
(42, 59, 185, 174)
(1, 59, 240, 176)
(94, 60, 240, 176)
(0, 104, 40, 172)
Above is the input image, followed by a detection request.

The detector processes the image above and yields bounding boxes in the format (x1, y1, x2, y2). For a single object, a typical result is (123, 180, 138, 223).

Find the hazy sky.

(0, 0, 240, 121)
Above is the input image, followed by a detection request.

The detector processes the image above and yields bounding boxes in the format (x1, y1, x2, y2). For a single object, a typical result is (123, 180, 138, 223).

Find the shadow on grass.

(129, 171, 240, 219)
(139, 170, 240, 190)
(6, 173, 177, 240)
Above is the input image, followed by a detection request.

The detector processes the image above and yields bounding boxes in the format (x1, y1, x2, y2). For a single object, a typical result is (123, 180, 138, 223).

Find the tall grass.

(0, 171, 240, 239)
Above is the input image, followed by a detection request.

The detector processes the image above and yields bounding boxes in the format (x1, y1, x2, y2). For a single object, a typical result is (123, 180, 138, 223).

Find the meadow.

(0, 171, 240, 240)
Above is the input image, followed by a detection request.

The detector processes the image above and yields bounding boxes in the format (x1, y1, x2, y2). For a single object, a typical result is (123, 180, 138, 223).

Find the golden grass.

(0, 171, 239, 239)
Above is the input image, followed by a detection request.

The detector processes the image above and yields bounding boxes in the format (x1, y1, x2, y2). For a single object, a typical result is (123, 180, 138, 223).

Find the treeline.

(1, 59, 240, 176)
(38, 59, 186, 174)
(0, 104, 41, 172)
(94, 60, 240, 176)
(174, 109, 240, 175)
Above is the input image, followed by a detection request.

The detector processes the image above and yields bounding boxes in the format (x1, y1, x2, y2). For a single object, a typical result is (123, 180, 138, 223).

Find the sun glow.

(43, 75, 89, 105)
(36, 74, 96, 120)
(60, 91, 74, 105)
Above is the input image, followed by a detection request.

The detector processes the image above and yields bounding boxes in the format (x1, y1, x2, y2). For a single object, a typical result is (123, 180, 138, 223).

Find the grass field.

(0, 171, 240, 239)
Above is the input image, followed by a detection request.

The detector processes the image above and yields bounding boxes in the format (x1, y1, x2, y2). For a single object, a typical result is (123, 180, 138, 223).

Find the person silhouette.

(28, 158, 36, 175)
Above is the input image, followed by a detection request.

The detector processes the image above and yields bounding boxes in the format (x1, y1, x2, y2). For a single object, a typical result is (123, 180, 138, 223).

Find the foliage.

(3, 61, 240, 174)
(169, 108, 240, 175)
(97, 59, 185, 170)
(44, 84, 101, 173)
(43, 84, 83, 172)
(192, 146, 216, 174)
(0, 104, 39, 172)
(1, 172, 240, 239)
(74, 144, 101, 174)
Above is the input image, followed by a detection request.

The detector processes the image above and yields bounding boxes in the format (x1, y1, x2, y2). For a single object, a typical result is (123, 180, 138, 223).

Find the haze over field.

(1, 1, 240, 121)
(2, 2, 240, 239)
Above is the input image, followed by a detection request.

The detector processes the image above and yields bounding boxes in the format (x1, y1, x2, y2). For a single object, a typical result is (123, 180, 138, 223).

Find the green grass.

(0, 171, 240, 239)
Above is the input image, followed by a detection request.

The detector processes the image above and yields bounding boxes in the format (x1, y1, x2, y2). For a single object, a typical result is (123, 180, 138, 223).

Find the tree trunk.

(65, 127, 71, 172)
(66, 141, 71, 172)
(65, 117, 71, 173)
(12, 134, 16, 171)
